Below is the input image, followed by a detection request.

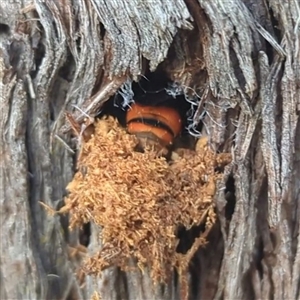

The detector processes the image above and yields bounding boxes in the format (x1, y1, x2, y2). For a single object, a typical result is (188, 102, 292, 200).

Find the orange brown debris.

(62, 116, 231, 283)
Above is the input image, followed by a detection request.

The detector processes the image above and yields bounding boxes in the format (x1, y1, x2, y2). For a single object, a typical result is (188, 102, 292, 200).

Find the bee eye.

(126, 103, 182, 145)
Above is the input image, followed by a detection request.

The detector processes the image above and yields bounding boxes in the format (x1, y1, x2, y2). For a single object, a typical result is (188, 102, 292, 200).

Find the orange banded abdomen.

(126, 103, 182, 145)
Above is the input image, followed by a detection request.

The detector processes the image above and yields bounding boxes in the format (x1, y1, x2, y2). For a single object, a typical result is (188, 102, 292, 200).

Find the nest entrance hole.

(76, 70, 206, 250)
(99, 69, 202, 151)
(72, 69, 238, 253)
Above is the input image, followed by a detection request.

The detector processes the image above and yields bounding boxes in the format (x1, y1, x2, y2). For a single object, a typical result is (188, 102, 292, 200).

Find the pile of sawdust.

(62, 116, 231, 283)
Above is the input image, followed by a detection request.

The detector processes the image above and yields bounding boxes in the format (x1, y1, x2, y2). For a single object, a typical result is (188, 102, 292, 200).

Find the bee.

(126, 103, 182, 150)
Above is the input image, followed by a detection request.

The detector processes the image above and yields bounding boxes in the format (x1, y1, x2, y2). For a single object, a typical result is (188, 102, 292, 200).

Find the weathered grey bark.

(0, 0, 299, 300)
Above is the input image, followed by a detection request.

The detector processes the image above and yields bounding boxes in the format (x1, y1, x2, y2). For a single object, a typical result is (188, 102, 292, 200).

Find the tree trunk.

(0, 0, 299, 299)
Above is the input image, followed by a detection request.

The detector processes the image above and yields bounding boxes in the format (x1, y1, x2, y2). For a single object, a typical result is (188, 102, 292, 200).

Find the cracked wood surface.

(0, 0, 299, 299)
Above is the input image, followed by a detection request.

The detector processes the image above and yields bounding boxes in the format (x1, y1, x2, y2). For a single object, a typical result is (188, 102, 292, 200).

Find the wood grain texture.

(0, 0, 299, 299)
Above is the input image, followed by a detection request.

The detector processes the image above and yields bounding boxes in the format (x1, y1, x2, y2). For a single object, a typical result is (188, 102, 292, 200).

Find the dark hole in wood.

(79, 222, 91, 247)
(94, 70, 209, 256)
(255, 236, 264, 279)
(52, 21, 59, 40)
(264, 7, 281, 66)
(58, 53, 76, 82)
(75, 35, 82, 56)
(225, 175, 236, 220)
(99, 22, 105, 41)
(176, 223, 206, 254)
(30, 40, 45, 79)
(189, 223, 223, 298)
(49, 104, 55, 122)
(242, 268, 256, 299)
(229, 33, 247, 92)
(0, 23, 10, 34)
(8, 40, 23, 74)
(98, 68, 200, 150)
